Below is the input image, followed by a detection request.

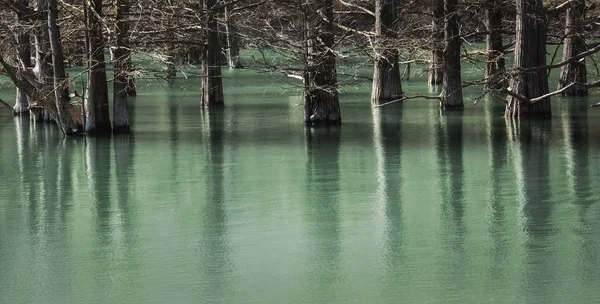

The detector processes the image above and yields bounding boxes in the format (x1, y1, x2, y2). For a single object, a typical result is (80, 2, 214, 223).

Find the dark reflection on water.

(304, 126, 342, 303)
(198, 109, 232, 303)
(372, 105, 407, 294)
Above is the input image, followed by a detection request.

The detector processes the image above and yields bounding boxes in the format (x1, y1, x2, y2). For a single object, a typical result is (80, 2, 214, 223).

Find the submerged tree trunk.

(202, 0, 225, 108)
(485, 0, 505, 89)
(224, 5, 243, 69)
(429, 0, 444, 86)
(371, 0, 403, 105)
(113, 0, 132, 133)
(48, 0, 78, 134)
(505, 0, 550, 118)
(558, 0, 587, 96)
(303, 0, 340, 125)
(441, 0, 463, 109)
(84, 0, 112, 135)
(13, 0, 31, 116)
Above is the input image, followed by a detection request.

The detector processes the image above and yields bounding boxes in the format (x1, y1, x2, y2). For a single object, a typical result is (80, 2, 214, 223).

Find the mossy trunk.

(429, 0, 444, 86)
(558, 0, 587, 96)
(505, 0, 550, 118)
(441, 0, 463, 109)
(304, 0, 340, 125)
(202, 0, 224, 108)
(371, 0, 403, 105)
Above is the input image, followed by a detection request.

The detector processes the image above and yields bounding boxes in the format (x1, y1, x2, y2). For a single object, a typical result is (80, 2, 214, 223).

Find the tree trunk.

(48, 0, 78, 134)
(84, 0, 112, 135)
(505, 0, 550, 118)
(224, 5, 243, 69)
(13, 0, 31, 116)
(441, 0, 463, 109)
(113, 0, 131, 134)
(202, 0, 225, 108)
(303, 0, 341, 125)
(485, 0, 505, 89)
(429, 0, 444, 86)
(32, 0, 53, 122)
(558, 0, 587, 96)
(371, 0, 403, 105)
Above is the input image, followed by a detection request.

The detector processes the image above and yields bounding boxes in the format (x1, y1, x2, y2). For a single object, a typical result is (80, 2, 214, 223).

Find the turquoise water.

(1, 69, 600, 303)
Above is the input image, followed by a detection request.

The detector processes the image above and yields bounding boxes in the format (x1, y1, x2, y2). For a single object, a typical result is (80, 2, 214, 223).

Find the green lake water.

(2, 68, 600, 303)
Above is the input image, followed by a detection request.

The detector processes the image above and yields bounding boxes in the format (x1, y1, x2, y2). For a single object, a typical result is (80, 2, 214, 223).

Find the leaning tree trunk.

(441, 0, 463, 109)
(202, 0, 225, 108)
(303, 0, 341, 125)
(84, 0, 112, 135)
(371, 0, 403, 105)
(224, 5, 243, 69)
(48, 0, 78, 134)
(485, 0, 505, 89)
(505, 0, 551, 118)
(113, 0, 132, 133)
(13, 0, 32, 116)
(558, 0, 587, 96)
(429, 0, 444, 86)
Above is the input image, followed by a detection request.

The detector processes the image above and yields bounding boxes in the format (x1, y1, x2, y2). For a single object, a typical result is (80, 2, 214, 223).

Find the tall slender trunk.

(505, 0, 550, 118)
(113, 0, 131, 133)
(558, 0, 587, 96)
(303, 0, 340, 125)
(224, 5, 243, 69)
(441, 0, 463, 109)
(13, 0, 32, 116)
(485, 0, 505, 89)
(429, 0, 444, 86)
(371, 0, 403, 105)
(32, 0, 53, 122)
(84, 0, 112, 135)
(202, 0, 224, 108)
(48, 0, 78, 134)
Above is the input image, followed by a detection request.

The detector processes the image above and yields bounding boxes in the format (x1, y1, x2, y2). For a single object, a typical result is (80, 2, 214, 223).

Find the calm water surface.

(2, 70, 600, 303)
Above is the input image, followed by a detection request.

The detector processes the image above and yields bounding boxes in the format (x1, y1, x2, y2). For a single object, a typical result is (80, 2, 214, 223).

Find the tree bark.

(113, 0, 131, 134)
(303, 0, 341, 125)
(224, 5, 243, 69)
(13, 0, 31, 116)
(371, 0, 403, 105)
(505, 0, 551, 118)
(202, 0, 225, 108)
(441, 0, 463, 109)
(485, 0, 505, 89)
(84, 0, 112, 135)
(558, 0, 587, 96)
(31, 0, 53, 122)
(429, 0, 444, 86)
(48, 0, 78, 134)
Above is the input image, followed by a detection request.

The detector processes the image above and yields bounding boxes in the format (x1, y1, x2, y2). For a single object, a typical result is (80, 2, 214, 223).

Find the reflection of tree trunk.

(508, 119, 553, 302)
(224, 5, 243, 69)
(84, 0, 112, 135)
(305, 126, 341, 301)
(303, 0, 340, 125)
(13, 0, 32, 116)
(505, 0, 550, 118)
(202, 0, 225, 108)
(429, 0, 444, 86)
(371, 0, 403, 105)
(558, 0, 587, 96)
(563, 102, 590, 202)
(485, 0, 505, 89)
(372, 105, 406, 292)
(441, 0, 463, 109)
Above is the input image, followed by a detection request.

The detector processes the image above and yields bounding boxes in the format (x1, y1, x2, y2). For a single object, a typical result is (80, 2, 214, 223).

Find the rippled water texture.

(2, 70, 600, 303)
